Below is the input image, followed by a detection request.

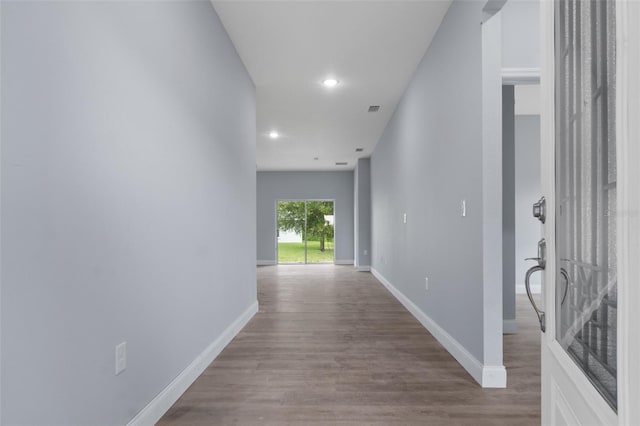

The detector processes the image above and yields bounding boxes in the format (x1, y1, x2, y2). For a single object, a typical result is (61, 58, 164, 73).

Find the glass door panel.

(554, 0, 617, 410)
(277, 200, 334, 264)
(277, 201, 306, 264)
(305, 201, 334, 264)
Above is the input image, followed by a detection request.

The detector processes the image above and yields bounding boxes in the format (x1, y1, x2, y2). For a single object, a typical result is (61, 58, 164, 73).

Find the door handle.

(560, 267, 569, 305)
(525, 264, 546, 332)
(524, 214, 546, 332)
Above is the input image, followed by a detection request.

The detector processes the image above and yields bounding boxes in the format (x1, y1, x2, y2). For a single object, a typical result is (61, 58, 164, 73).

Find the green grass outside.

(277, 241, 334, 263)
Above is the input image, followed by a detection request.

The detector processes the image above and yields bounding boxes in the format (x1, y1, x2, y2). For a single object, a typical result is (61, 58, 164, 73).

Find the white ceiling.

(212, 1, 451, 171)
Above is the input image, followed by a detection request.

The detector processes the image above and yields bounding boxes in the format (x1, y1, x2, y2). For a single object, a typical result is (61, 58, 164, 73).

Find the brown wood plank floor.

(158, 265, 540, 425)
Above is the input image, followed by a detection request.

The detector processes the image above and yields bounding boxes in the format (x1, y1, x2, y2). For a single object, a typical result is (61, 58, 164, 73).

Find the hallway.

(159, 265, 540, 425)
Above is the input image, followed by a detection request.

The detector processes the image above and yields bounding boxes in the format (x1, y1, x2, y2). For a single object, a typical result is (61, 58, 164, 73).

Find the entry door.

(537, 1, 620, 424)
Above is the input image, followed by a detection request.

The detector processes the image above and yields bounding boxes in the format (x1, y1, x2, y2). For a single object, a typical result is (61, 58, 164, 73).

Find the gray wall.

(1, 2, 256, 425)
(501, 0, 540, 70)
(502, 86, 517, 325)
(372, 1, 500, 364)
(257, 171, 354, 264)
(515, 115, 542, 292)
(354, 159, 371, 269)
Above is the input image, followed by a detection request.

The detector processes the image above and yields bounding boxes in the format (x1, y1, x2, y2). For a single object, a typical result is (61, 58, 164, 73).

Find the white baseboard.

(126, 301, 259, 426)
(482, 365, 507, 388)
(371, 268, 506, 388)
(503, 319, 518, 334)
(258, 260, 355, 266)
(357, 266, 371, 272)
(516, 284, 541, 294)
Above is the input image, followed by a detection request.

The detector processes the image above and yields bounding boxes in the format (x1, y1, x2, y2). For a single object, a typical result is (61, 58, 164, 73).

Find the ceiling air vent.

(335, 162, 348, 166)
(355, 148, 364, 152)
(368, 105, 380, 112)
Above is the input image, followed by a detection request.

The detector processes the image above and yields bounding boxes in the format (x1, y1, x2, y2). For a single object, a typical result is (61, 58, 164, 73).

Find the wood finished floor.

(158, 265, 540, 425)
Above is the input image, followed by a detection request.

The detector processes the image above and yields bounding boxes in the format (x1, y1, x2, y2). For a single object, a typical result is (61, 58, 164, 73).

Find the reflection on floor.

(159, 265, 540, 425)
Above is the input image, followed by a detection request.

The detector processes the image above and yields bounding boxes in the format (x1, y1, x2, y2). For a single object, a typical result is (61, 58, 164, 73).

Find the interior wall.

(256, 171, 354, 264)
(515, 115, 542, 293)
(371, 0, 503, 376)
(1, 2, 256, 424)
(501, 0, 540, 70)
(354, 159, 371, 270)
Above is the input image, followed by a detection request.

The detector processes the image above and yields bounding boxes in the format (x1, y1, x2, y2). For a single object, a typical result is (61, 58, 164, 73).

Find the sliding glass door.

(277, 200, 334, 264)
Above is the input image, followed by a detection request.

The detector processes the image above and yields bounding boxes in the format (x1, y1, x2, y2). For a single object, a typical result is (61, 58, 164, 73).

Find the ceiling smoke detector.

(368, 105, 380, 112)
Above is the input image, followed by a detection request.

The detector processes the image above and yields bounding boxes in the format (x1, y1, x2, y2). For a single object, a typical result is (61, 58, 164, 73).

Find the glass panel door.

(305, 201, 334, 264)
(277, 201, 306, 264)
(554, 0, 617, 410)
(277, 200, 334, 264)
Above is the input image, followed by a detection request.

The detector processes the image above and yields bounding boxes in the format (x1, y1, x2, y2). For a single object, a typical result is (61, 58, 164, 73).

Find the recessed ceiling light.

(269, 131, 279, 139)
(322, 78, 339, 88)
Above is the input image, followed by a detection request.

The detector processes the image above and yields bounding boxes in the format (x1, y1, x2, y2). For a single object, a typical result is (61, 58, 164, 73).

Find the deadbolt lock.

(533, 196, 546, 224)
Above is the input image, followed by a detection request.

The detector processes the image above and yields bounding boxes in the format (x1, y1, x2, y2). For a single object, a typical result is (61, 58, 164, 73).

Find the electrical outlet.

(425, 276, 429, 290)
(364, 249, 368, 256)
(403, 213, 407, 223)
(461, 200, 467, 217)
(115, 341, 127, 375)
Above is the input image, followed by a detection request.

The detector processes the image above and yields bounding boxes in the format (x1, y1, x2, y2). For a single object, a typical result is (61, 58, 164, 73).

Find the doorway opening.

(277, 200, 335, 264)
(503, 83, 543, 336)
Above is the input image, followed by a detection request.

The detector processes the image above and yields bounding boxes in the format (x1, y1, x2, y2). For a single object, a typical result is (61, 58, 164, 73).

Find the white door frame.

(539, 1, 640, 424)
(615, 1, 640, 424)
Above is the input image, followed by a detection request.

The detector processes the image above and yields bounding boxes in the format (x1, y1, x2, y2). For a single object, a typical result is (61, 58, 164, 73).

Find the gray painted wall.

(1, 2, 256, 425)
(257, 171, 354, 264)
(354, 159, 371, 269)
(372, 1, 500, 364)
(501, 0, 540, 70)
(502, 86, 517, 324)
(515, 115, 542, 292)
